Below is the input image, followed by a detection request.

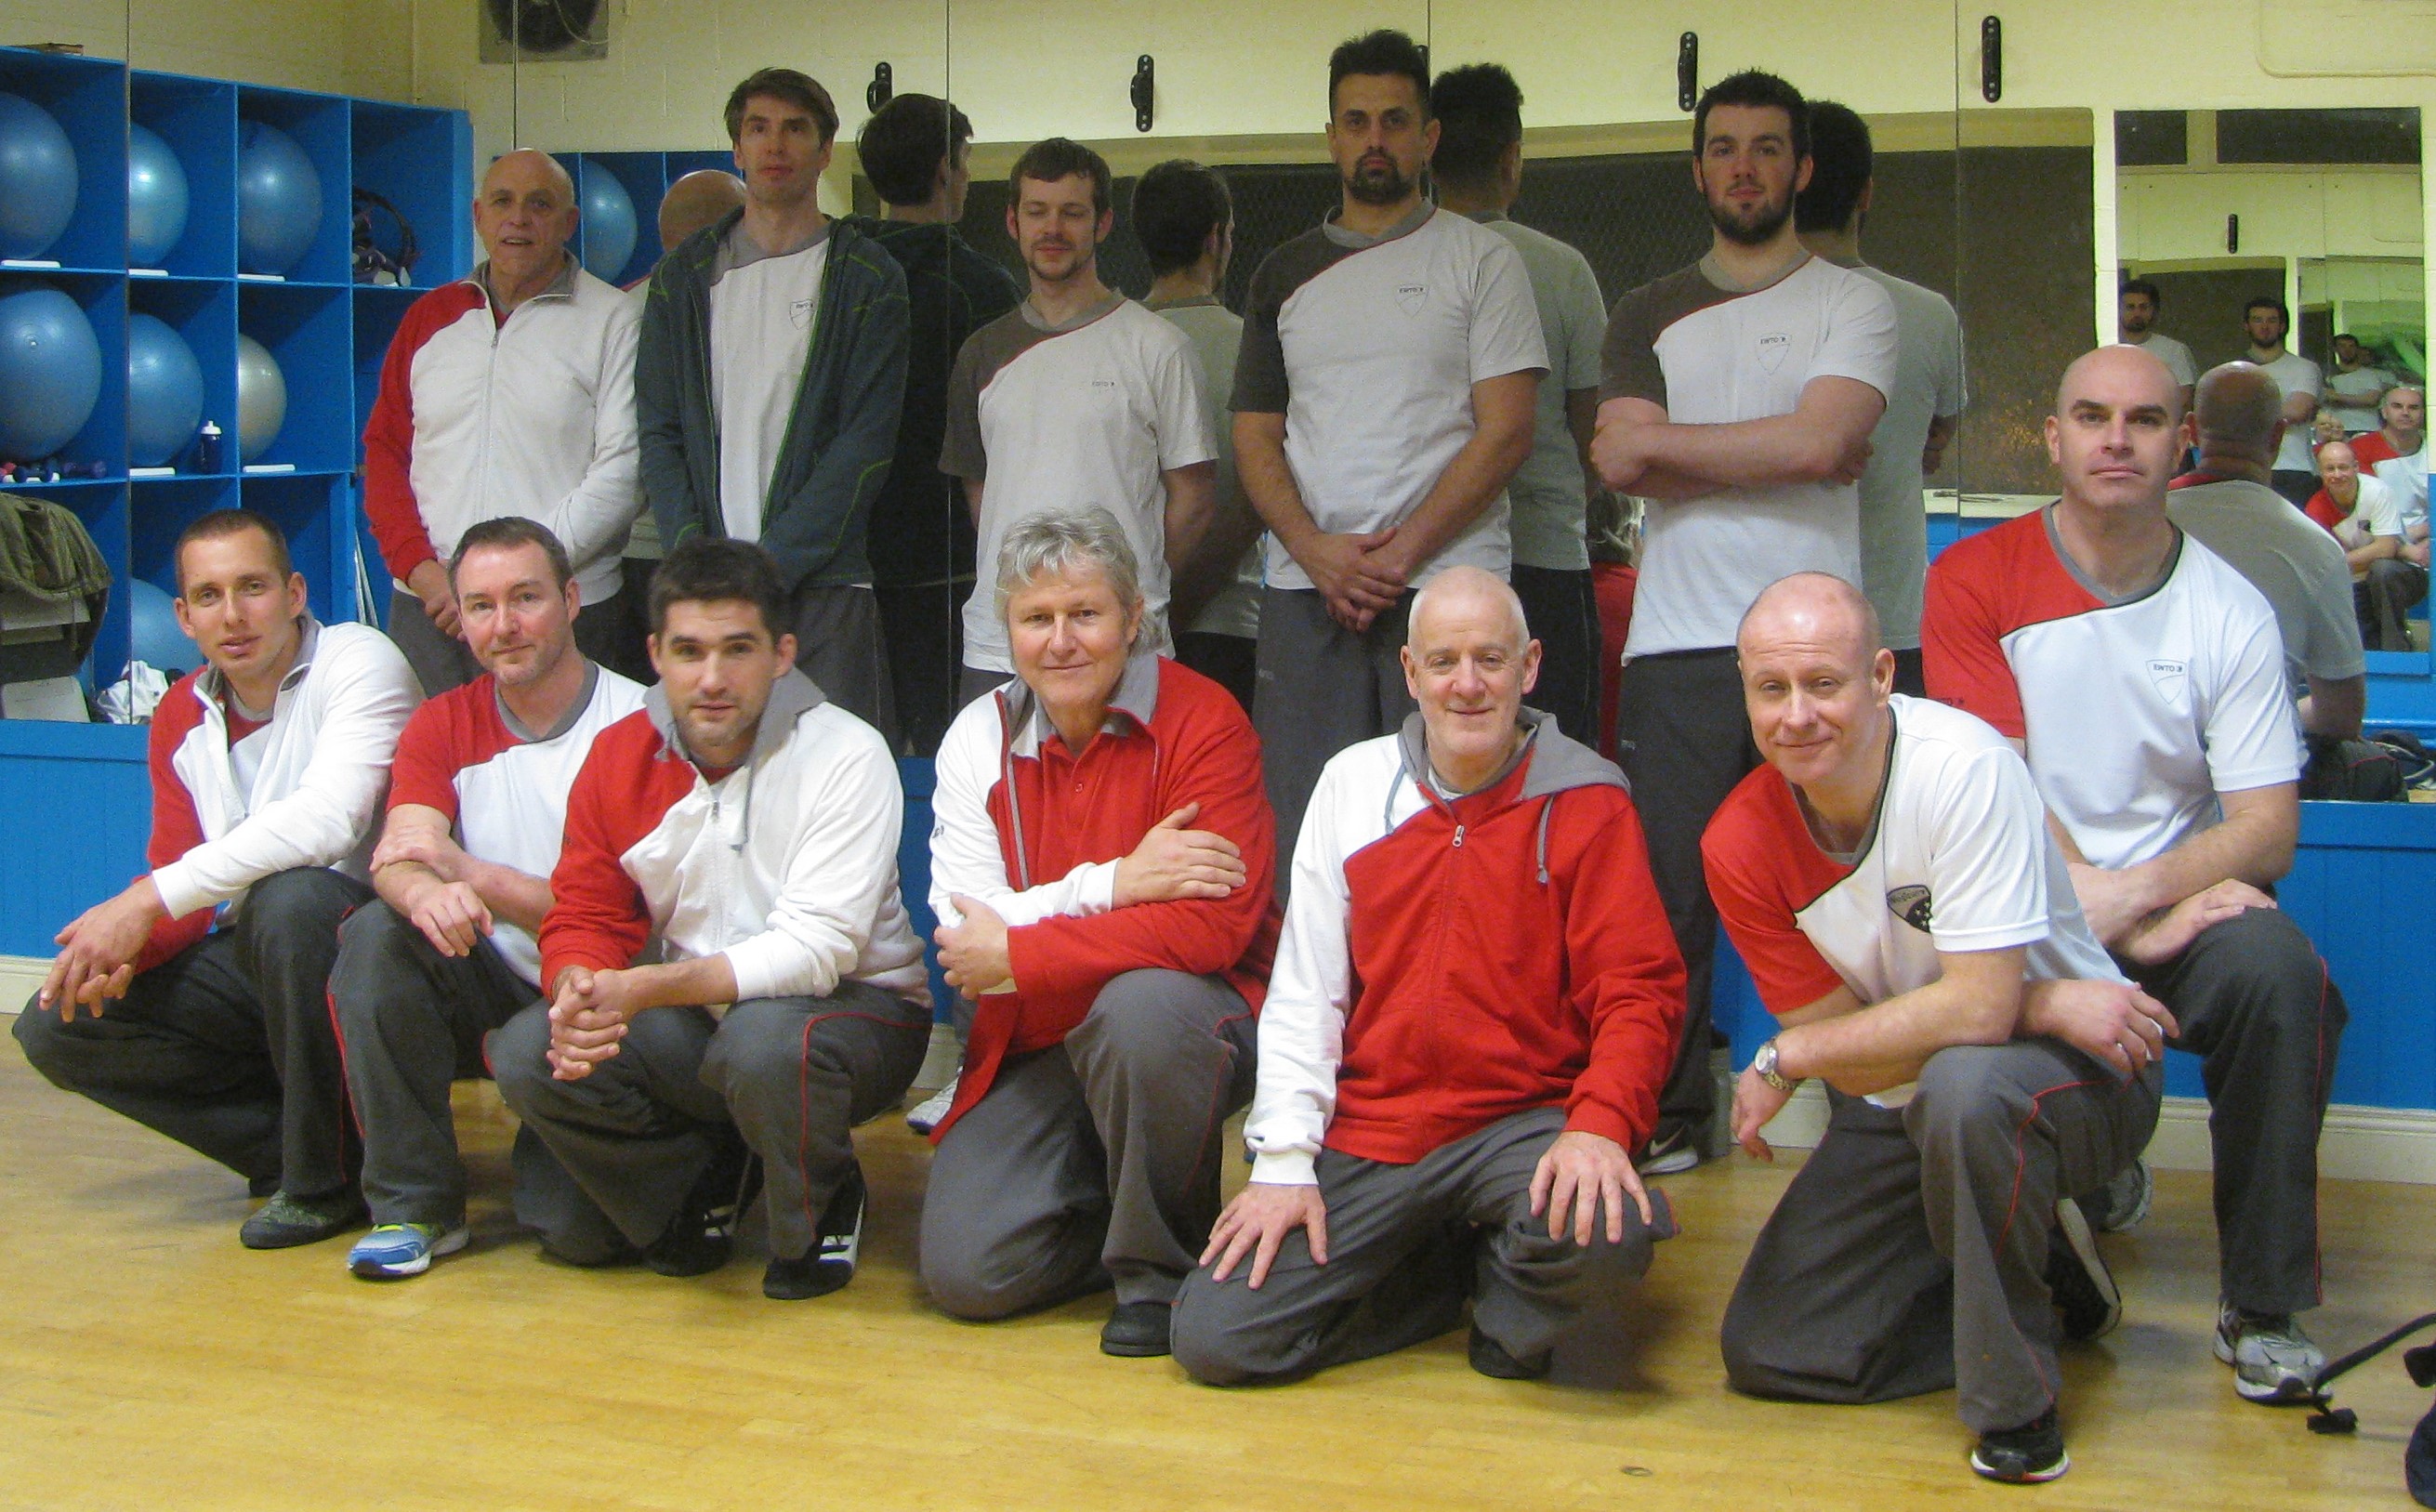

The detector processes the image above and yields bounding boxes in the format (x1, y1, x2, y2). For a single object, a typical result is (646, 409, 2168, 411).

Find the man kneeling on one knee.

(1709, 573, 2166, 1485)
(492, 537, 932, 1300)
(1171, 566, 1685, 1386)
(919, 507, 1281, 1359)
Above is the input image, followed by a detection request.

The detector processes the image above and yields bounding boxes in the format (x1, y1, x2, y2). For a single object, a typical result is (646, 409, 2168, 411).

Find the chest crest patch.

(1396, 283, 1429, 315)
(2147, 658, 2188, 701)
(788, 296, 814, 330)
(1887, 883, 1934, 933)
(1757, 331, 1791, 372)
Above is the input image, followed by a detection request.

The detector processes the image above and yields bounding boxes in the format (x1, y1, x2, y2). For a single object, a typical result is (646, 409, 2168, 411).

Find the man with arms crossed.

(329, 519, 646, 1280)
(363, 149, 643, 694)
(2350, 384, 2430, 582)
(2116, 278, 2196, 414)
(919, 509, 1279, 1358)
(1429, 62, 1610, 743)
(1796, 101, 1967, 698)
(2310, 438, 2425, 650)
(1172, 568, 1684, 1386)
(2239, 296, 2324, 506)
(1233, 29, 1546, 871)
(638, 68, 910, 739)
(1926, 344, 2346, 1402)
(941, 139, 1216, 705)
(1594, 69, 1898, 1171)
(1712, 572, 2165, 1485)
(16, 510, 417, 1247)
(492, 538, 930, 1300)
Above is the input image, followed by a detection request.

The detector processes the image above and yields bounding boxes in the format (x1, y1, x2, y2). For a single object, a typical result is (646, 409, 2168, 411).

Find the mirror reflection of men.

(2323, 334, 2395, 437)
(2350, 384, 2429, 568)
(2239, 296, 2323, 506)
(2115, 279, 2195, 414)
(2308, 439, 2425, 651)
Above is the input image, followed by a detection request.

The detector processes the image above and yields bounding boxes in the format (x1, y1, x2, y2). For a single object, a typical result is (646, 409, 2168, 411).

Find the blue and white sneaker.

(348, 1221, 469, 1280)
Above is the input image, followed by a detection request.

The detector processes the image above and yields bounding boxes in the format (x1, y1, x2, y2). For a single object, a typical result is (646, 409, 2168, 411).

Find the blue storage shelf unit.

(128, 72, 234, 279)
(0, 46, 125, 275)
(556, 148, 742, 288)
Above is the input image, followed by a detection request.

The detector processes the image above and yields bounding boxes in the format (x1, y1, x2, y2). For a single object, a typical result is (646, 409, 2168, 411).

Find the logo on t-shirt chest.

(1396, 283, 1429, 316)
(1757, 331, 1791, 373)
(1886, 884, 1933, 933)
(788, 296, 814, 330)
(2147, 659, 2188, 703)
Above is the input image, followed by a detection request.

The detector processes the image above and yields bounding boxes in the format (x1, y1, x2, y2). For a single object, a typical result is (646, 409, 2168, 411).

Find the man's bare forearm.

(1233, 414, 1321, 549)
(620, 953, 743, 1013)
(1774, 953, 2024, 1097)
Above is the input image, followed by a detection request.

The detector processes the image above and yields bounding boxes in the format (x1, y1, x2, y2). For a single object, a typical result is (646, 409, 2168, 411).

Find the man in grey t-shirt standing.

(1429, 63, 1610, 743)
(1796, 101, 1965, 697)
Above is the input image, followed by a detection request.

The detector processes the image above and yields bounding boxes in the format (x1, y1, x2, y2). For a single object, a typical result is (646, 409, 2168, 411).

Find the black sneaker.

(1971, 1407, 2069, 1482)
(646, 1138, 750, 1278)
(1468, 1325, 1552, 1381)
(1100, 1300, 1174, 1358)
(1634, 1124, 1702, 1177)
(2047, 1197, 2121, 1343)
(239, 1188, 367, 1250)
(764, 1164, 864, 1301)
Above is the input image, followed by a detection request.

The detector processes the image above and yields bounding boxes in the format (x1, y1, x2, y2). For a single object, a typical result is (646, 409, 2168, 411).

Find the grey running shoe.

(2089, 1158, 2153, 1234)
(2214, 1300, 2324, 1403)
(905, 1074, 958, 1136)
(239, 1188, 366, 1250)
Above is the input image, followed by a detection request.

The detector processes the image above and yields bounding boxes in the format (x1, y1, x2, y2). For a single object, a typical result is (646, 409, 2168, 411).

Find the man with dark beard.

(1231, 27, 1547, 876)
(1591, 69, 1897, 1175)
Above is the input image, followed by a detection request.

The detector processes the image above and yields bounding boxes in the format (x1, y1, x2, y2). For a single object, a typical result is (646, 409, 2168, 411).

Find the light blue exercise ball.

(579, 167, 637, 282)
(126, 124, 190, 266)
(234, 332, 286, 462)
(126, 313, 204, 467)
(130, 577, 198, 674)
(0, 284, 100, 460)
(0, 92, 77, 260)
(236, 121, 322, 275)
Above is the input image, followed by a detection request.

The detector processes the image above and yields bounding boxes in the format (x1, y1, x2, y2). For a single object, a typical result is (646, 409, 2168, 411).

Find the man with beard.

(1593, 69, 1898, 1174)
(637, 67, 911, 741)
(2238, 296, 2324, 506)
(1231, 28, 1547, 874)
(941, 138, 1217, 705)
(2117, 279, 2196, 415)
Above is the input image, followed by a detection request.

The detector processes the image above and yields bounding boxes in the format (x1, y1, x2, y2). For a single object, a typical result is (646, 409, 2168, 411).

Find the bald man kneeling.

(1172, 567, 1686, 1387)
(1709, 572, 2166, 1483)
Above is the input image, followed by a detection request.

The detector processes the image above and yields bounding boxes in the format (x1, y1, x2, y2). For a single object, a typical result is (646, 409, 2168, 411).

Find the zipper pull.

(1453, 823, 1464, 848)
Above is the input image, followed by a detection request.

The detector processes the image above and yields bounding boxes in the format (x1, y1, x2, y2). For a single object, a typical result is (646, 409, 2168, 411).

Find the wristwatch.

(1753, 1037, 1799, 1094)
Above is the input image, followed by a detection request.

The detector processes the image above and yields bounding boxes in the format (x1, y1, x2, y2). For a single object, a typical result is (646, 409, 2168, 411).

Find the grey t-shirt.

(2166, 475, 2365, 693)
(1152, 295, 1260, 641)
(1472, 214, 1606, 572)
(1841, 261, 1965, 651)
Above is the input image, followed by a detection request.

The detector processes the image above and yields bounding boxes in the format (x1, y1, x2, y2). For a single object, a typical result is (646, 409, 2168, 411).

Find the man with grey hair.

(1712, 572, 2163, 1484)
(1173, 566, 1683, 1387)
(2167, 362, 2365, 735)
(2308, 439, 2423, 649)
(920, 507, 1280, 1359)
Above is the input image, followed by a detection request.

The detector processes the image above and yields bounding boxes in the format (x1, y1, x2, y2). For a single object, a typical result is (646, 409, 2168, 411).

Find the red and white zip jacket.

(138, 618, 420, 971)
(361, 256, 642, 604)
(540, 671, 928, 1009)
(926, 653, 1281, 1138)
(1244, 714, 1686, 1183)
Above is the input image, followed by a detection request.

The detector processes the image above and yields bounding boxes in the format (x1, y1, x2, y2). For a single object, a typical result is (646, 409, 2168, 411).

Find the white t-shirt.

(1600, 252, 1901, 656)
(2122, 331, 2197, 388)
(1924, 506, 2299, 872)
(2374, 446, 2430, 536)
(1705, 694, 2125, 1109)
(1847, 262, 1966, 652)
(706, 226, 830, 543)
(941, 294, 1214, 673)
(2259, 350, 2324, 473)
(1474, 214, 1607, 572)
(1152, 296, 1263, 642)
(2326, 364, 2397, 432)
(1233, 204, 1549, 591)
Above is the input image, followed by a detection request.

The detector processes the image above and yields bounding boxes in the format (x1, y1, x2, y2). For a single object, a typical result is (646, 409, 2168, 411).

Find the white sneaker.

(2214, 1299, 2324, 1403)
(905, 1074, 958, 1135)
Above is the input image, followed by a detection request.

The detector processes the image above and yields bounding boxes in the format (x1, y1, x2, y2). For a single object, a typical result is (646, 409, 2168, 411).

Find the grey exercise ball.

(234, 333, 286, 462)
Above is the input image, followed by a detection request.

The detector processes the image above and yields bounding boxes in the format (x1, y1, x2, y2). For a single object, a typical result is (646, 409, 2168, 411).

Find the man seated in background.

(2309, 439, 2424, 651)
(2166, 362, 2364, 734)
(492, 538, 931, 1300)
(329, 519, 646, 1280)
(1712, 572, 2164, 1485)
(919, 508, 1278, 1359)
(2350, 385, 2429, 584)
(15, 509, 417, 1248)
(1173, 568, 1684, 1387)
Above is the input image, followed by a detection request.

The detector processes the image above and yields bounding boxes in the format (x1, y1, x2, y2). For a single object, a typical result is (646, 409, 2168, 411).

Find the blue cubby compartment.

(0, 270, 126, 484)
(580, 152, 668, 288)
(351, 99, 475, 291)
(127, 278, 236, 477)
(0, 47, 127, 273)
(666, 149, 736, 180)
(241, 471, 356, 625)
(236, 283, 349, 474)
(126, 474, 236, 680)
(0, 717, 150, 955)
(235, 85, 350, 286)
(128, 72, 236, 279)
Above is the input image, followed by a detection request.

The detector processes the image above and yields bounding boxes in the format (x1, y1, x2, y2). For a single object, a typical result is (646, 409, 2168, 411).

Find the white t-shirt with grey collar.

(707, 223, 830, 543)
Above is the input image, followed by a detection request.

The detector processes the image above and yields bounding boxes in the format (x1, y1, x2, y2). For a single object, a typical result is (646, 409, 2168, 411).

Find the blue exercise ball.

(126, 124, 189, 266)
(578, 167, 637, 282)
(126, 313, 204, 468)
(237, 122, 322, 275)
(0, 284, 100, 461)
(130, 577, 198, 674)
(234, 332, 286, 462)
(0, 92, 76, 260)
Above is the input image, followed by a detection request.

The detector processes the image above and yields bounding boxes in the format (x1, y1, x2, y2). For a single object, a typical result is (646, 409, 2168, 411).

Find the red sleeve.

(362, 284, 482, 584)
(1922, 527, 2030, 738)
(1559, 790, 1688, 1151)
(134, 678, 218, 972)
(1002, 674, 1279, 1015)
(386, 692, 467, 818)
(538, 717, 665, 986)
(1701, 774, 1850, 1018)
(2304, 492, 2344, 534)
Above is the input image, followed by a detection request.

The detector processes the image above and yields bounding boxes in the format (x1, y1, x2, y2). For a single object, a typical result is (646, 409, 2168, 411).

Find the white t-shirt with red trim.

(1704, 694, 2123, 1108)
(1923, 506, 2299, 871)
(386, 663, 647, 984)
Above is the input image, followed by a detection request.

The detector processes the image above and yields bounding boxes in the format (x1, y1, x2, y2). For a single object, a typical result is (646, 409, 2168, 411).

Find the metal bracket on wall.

(867, 61, 891, 113)
(1131, 55, 1154, 133)
(1677, 33, 1698, 112)
(1981, 16, 2002, 102)
(2228, 213, 2241, 254)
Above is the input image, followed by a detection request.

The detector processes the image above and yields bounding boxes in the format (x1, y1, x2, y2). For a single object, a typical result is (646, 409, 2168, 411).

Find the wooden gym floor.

(3, 1045, 2431, 1511)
